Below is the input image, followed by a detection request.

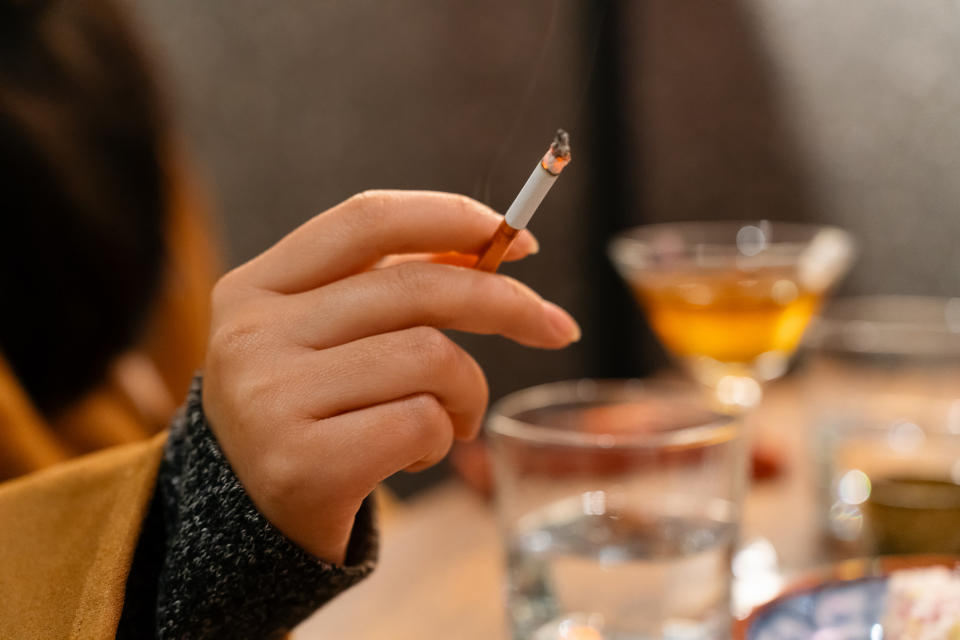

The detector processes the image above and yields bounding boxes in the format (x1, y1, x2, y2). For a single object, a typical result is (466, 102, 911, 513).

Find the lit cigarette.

(475, 129, 572, 273)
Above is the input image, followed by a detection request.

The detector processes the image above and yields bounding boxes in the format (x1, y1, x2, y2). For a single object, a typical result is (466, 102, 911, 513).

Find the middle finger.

(275, 261, 580, 350)
(295, 325, 489, 439)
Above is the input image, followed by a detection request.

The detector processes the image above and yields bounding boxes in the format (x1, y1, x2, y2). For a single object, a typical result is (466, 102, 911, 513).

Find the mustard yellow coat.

(0, 432, 166, 639)
(0, 163, 218, 638)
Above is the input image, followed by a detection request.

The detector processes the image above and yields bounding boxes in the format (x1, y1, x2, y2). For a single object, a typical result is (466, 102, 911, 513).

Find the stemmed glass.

(609, 221, 855, 412)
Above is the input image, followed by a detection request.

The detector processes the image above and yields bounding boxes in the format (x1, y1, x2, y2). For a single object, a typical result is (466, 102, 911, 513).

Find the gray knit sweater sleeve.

(118, 377, 378, 639)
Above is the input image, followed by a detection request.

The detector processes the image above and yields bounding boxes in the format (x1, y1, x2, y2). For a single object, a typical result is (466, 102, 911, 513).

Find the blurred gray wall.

(761, 0, 960, 296)
(622, 0, 960, 296)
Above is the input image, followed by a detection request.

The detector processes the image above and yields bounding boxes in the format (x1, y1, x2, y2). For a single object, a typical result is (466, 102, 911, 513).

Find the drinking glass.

(487, 379, 745, 640)
(805, 295, 960, 555)
(608, 222, 854, 411)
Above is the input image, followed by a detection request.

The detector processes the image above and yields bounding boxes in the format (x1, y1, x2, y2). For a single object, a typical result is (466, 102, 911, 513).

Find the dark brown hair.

(0, 0, 168, 414)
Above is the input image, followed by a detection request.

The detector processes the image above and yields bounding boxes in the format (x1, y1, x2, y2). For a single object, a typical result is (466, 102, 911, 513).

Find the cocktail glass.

(609, 221, 854, 411)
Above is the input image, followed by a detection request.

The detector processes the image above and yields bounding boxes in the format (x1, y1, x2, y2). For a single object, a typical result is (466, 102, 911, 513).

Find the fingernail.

(542, 300, 581, 343)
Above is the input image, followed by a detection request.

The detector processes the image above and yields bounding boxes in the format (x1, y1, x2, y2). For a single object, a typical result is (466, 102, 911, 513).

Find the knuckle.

(463, 271, 501, 306)
(406, 393, 448, 432)
(235, 371, 278, 407)
(499, 274, 536, 305)
(450, 192, 479, 217)
(404, 394, 453, 460)
(348, 190, 390, 225)
(472, 271, 529, 305)
(499, 276, 543, 326)
(210, 268, 263, 316)
(208, 313, 269, 361)
(210, 269, 242, 309)
(226, 372, 287, 429)
(350, 189, 383, 204)
(391, 261, 439, 299)
(409, 326, 458, 369)
(461, 273, 539, 329)
(346, 190, 372, 207)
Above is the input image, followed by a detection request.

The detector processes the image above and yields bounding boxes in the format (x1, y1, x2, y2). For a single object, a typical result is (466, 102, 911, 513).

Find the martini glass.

(609, 221, 855, 412)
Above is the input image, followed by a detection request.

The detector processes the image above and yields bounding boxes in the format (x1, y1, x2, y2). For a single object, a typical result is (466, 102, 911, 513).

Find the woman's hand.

(201, 191, 579, 564)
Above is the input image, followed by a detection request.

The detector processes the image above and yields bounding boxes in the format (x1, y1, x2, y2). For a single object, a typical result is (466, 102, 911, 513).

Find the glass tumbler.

(804, 296, 960, 556)
(487, 379, 746, 640)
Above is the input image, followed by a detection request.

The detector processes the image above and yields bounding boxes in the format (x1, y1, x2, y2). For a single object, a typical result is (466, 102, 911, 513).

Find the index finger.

(239, 190, 539, 293)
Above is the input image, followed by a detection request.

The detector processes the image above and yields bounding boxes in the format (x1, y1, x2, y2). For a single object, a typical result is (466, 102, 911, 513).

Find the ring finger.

(296, 325, 488, 439)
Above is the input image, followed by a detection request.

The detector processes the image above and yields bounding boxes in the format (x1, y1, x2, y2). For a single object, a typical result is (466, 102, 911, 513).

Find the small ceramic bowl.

(735, 556, 960, 640)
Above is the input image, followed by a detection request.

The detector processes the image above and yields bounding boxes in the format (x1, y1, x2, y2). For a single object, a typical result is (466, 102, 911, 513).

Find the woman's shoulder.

(0, 432, 166, 640)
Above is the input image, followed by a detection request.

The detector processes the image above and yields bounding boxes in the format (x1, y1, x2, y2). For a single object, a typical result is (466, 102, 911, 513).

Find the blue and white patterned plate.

(746, 577, 887, 640)
(738, 556, 960, 640)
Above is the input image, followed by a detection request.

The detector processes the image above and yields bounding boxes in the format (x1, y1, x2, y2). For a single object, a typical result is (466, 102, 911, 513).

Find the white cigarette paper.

(504, 165, 559, 230)
(501, 129, 571, 230)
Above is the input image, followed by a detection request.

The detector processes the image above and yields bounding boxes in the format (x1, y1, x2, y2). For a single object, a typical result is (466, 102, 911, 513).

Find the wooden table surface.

(294, 381, 820, 639)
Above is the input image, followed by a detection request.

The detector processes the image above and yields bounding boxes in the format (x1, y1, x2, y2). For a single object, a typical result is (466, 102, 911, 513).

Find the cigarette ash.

(549, 129, 571, 160)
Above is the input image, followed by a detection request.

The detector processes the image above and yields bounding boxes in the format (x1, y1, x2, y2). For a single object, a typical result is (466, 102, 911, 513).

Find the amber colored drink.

(629, 266, 822, 367)
(867, 475, 960, 554)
